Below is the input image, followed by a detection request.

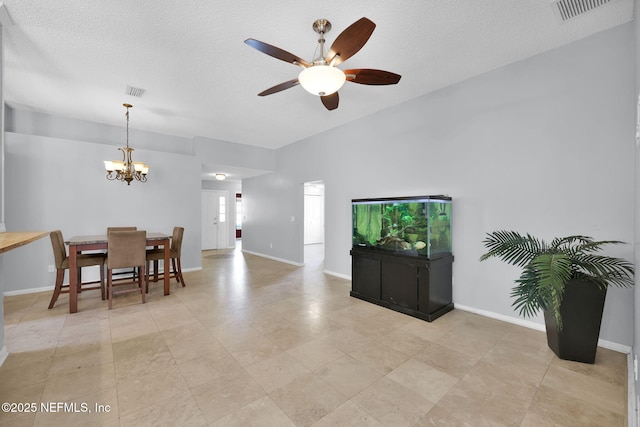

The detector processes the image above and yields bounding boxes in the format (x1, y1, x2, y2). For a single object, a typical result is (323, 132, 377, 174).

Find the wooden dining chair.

(48, 230, 106, 309)
(107, 230, 147, 309)
(107, 227, 137, 232)
(106, 226, 138, 280)
(146, 226, 186, 289)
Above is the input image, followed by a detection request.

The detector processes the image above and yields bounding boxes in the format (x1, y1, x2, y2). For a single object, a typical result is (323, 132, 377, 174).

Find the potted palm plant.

(479, 231, 634, 363)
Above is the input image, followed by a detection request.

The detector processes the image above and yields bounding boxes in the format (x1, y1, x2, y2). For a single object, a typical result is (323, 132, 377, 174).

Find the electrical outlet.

(269, 243, 273, 249)
(48, 265, 55, 273)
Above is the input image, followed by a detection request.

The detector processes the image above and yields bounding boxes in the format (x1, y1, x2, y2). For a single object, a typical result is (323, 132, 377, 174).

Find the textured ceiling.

(1, 1, 634, 162)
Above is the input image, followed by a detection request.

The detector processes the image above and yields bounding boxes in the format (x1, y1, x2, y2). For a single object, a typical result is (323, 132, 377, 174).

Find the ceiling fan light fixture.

(246, 17, 399, 110)
(298, 65, 346, 96)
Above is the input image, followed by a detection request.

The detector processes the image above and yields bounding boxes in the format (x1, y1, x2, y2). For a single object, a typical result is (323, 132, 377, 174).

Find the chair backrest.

(171, 226, 184, 256)
(107, 226, 137, 232)
(50, 230, 67, 269)
(107, 230, 146, 269)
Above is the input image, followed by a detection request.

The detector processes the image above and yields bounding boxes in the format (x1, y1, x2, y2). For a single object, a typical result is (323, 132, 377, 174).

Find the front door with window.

(201, 190, 229, 249)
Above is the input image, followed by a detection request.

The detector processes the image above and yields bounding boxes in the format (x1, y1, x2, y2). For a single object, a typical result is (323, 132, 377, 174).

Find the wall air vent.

(125, 85, 146, 97)
(552, 0, 615, 22)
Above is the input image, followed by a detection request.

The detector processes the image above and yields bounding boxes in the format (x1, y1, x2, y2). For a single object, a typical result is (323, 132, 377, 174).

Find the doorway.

(235, 193, 242, 239)
(304, 181, 324, 264)
(201, 190, 229, 250)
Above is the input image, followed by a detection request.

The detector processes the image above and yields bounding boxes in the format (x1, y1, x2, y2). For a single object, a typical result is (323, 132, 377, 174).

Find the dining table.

(0, 231, 49, 254)
(66, 232, 171, 313)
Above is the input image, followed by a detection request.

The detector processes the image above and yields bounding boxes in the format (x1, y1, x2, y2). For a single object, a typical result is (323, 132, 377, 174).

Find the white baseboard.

(0, 346, 8, 367)
(599, 339, 632, 354)
(241, 249, 304, 267)
(323, 270, 351, 280)
(454, 303, 632, 354)
(3, 266, 202, 297)
(454, 303, 546, 332)
(4, 285, 53, 296)
(142, 266, 202, 275)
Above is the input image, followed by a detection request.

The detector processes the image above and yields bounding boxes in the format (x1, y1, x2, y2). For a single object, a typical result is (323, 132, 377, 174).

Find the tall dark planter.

(543, 279, 607, 364)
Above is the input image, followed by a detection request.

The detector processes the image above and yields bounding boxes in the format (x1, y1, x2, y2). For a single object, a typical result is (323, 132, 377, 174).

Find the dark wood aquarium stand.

(350, 247, 454, 322)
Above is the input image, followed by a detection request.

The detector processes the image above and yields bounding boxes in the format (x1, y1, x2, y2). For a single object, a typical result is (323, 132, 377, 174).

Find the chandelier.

(103, 103, 149, 185)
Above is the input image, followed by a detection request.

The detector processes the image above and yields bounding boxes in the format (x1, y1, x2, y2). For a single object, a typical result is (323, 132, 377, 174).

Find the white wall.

(2, 132, 202, 292)
(0, 26, 7, 361)
(6, 108, 194, 155)
(194, 136, 276, 172)
(633, 0, 640, 418)
(243, 23, 636, 346)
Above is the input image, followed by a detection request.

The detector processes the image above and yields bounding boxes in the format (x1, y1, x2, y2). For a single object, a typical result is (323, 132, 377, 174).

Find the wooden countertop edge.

(0, 231, 50, 254)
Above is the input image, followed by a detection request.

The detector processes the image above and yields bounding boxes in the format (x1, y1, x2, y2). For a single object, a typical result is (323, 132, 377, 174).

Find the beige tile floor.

(0, 243, 629, 426)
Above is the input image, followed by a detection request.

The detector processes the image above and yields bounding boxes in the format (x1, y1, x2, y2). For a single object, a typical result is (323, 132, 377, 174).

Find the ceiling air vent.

(125, 85, 146, 97)
(552, 0, 615, 21)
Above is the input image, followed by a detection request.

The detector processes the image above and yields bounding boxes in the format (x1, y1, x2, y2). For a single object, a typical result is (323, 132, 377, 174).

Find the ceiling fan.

(244, 17, 401, 111)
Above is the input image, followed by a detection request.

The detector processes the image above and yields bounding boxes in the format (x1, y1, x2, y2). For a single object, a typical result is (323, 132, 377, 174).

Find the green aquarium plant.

(479, 230, 634, 329)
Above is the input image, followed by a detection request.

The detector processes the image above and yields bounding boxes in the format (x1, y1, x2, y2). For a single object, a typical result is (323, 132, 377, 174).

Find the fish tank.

(352, 195, 452, 259)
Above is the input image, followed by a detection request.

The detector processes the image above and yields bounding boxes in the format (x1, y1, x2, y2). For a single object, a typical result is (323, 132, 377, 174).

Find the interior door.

(201, 191, 218, 250)
(202, 190, 229, 250)
(304, 182, 324, 245)
(304, 193, 324, 244)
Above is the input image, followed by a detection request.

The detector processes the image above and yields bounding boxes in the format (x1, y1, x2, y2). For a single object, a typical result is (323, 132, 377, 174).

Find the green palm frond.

(479, 230, 547, 267)
(511, 264, 545, 318)
(575, 240, 627, 254)
(531, 253, 571, 328)
(549, 235, 593, 252)
(480, 230, 635, 330)
(572, 254, 634, 287)
(555, 237, 627, 256)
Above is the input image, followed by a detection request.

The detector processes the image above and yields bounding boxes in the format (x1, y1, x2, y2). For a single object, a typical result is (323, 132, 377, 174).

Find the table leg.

(69, 244, 78, 313)
(163, 239, 170, 295)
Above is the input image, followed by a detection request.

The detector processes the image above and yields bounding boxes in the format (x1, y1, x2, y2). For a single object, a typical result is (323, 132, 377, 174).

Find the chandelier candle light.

(104, 103, 149, 185)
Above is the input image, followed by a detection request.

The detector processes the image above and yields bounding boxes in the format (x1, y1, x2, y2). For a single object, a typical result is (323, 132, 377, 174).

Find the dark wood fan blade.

(244, 38, 310, 68)
(321, 92, 339, 110)
(258, 79, 300, 96)
(344, 69, 401, 85)
(326, 17, 376, 66)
